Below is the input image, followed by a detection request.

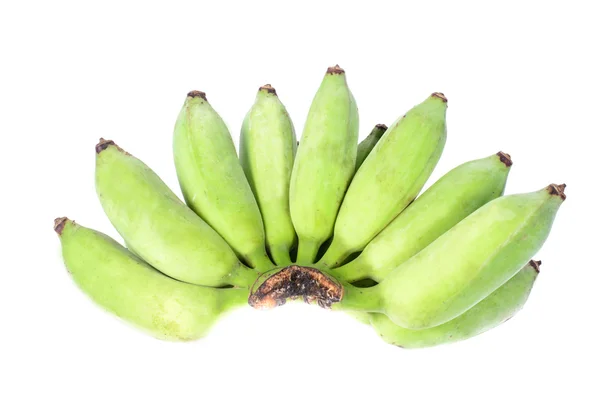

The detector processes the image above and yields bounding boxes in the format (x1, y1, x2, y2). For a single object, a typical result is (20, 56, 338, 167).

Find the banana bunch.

(55, 65, 566, 348)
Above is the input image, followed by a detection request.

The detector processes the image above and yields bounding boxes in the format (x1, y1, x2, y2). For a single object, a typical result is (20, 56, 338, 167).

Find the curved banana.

(355, 124, 387, 173)
(289, 65, 359, 265)
(333, 151, 512, 282)
(240, 85, 297, 265)
(95, 139, 258, 288)
(371, 260, 539, 349)
(54, 218, 248, 341)
(174, 91, 274, 272)
(337, 184, 566, 329)
(319, 93, 447, 268)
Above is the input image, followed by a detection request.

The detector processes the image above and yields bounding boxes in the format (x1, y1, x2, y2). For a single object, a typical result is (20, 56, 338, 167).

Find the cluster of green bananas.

(55, 65, 566, 347)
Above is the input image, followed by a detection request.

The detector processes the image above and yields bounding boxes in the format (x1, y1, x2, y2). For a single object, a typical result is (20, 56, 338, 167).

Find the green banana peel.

(54, 218, 248, 341)
(333, 151, 512, 283)
(319, 93, 448, 268)
(240, 85, 297, 266)
(95, 139, 258, 288)
(355, 124, 387, 173)
(174, 91, 274, 272)
(337, 184, 565, 329)
(370, 260, 539, 348)
(289, 65, 359, 265)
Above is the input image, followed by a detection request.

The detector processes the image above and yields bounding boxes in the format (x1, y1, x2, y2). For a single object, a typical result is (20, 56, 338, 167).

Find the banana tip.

(327, 64, 345, 75)
(371, 124, 387, 139)
(96, 138, 115, 154)
(54, 217, 69, 235)
(187, 90, 207, 100)
(259, 84, 277, 96)
(432, 92, 447, 103)
(496, 151, 513, 167)
(529, 260, 542, 273)
(547, 183, 567, 200)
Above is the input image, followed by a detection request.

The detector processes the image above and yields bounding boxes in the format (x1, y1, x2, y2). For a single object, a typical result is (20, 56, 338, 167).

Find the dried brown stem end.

(372, 124, 388, 139)
(248, 265, 344, 310)
(259, 84, 277, 95)
(547, 183, 567, 200)
(529, 260, 542, 273)
(54, 217, 69, 235)
(432, 92, 448, 102)
(95, 138, 115, 154)
(187, 90, 207, 100)
(95, 138, 129, 155)
(496, 151, 513, 167)
(327, 64, 345, 75)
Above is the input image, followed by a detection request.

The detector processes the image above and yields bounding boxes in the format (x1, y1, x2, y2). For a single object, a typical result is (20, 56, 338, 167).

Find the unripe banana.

(338, 184, 565, 329)
(355, 124, 387, 173)
(54, 218, 248, 341)
(319, 93, 448, 268)
(95, 139, 258, 288)
(240, 85, 297, 265)
(289, 65, 359, 264)
(174, 91, 274, 272)
(370, 260, 539, 348)
(333, 151, 512, 283)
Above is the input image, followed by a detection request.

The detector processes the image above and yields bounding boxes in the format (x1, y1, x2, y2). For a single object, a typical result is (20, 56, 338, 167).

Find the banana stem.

(318, 238, 352, 268)
(245, 249, 275, 273)
(331, 259, 371, 283)
(335, 284, 382, 312)
(269, 245, 293, 266)
(228, 263, 261, 288)
(220, 289, 250, 314)
(296, 238, 321, 265)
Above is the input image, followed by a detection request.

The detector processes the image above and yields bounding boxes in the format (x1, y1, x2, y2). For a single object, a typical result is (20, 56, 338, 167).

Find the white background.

(1, 1, 599, 399)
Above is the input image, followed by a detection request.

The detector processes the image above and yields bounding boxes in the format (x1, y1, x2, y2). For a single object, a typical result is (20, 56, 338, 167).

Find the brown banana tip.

(326, 64, 345, 75)
(547, 183, 567, 200)
(187, 90, 207, 100)
(259, 84, 277, 95)
(53, 217, 69, 235)
(496, 151, 513, 167)
(248, 265, 344, 310)
(529, 260, 542, 273)
(432, 92, 448, 103)
(375, 124, 388, 130)
(95, 138, 115, 154)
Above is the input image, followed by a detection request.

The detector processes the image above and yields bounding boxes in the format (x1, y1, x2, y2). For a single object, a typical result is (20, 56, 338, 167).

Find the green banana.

(95, 139, 258, 288)
(337, 184, 565, 329)
(319, 93, 448, 268)
(355, 124, 387, 172)
(370, 260, 539, 348)
(289, 65, 359, 265)
(174, 91, 274, 272)
(240, 84, 297, 265)
(54, 218, 248, 341)
(333, 151, 512, 283)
